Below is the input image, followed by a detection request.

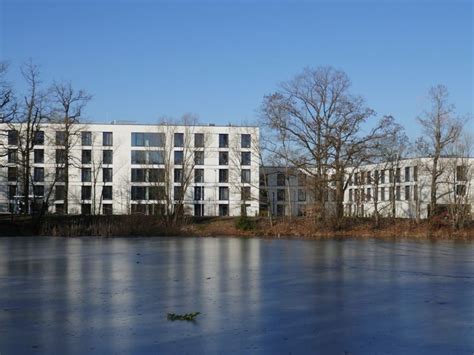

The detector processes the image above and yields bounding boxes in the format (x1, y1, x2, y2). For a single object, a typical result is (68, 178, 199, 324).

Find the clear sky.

(0, 0, 472, 138)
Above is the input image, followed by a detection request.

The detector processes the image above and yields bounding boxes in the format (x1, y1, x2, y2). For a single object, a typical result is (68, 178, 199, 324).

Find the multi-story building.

(0, 122, 260, 216)
(261, 157, 473, 219)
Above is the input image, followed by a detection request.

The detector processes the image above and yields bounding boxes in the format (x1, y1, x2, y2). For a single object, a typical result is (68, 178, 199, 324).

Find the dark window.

(194, 133, 204, 148)
(131, 133, 164, 147)
(103, 204, 113, 215)
(174, 186, 183, 201)
(241, 152, 251, 166)
(219, 204, 229, 216)
(276, 205, 285, 217)
(33, 167, 44, 182)
(131, 186, 146, 200)
(298, 189, 306, 202)
(148, 151, 164, 164)
(366, 188, 371, 201)
(241, 134, 251, 148)
(219, 187, 229, 200)
(56, 131, 66, 146)
(405, 185, 410, 201)
(149, 186, 165, 200)
(195, 169, 204, 183)
(277, 173, 286, 186)
(381, 187, 385, 201)
(131, 204, 147, 214)
(396, 186, 401, 201)
(277, 189, 285, 201)
(389, 169, 393, 183)
(219, 152, 228, 165)
(81, 168, 91, 182)
(81, 186, 92, 200)
(82, 150, 92, 164)
(7, 149, 17, 163)
(413, 166, 418, 182)
(174, 151, 183, 165)
(103, 168, 113, 182)
(103, 150, 113, 164)
(131, 168, 147, 182)
(241, 169, 251, 183)
(457, 166, 467, 181)
(102, 186, 113, 200)
(82, 131, 92, 146)
(349, 189, 353, 202)
(367, 171, 372, 184)
(55, 185, 65, 200)
(380, 170, 385, 184)
(396, 168, 401, 183)
(219, 134, 228, 148)
(81, 204, 91, 215)
(34, 149, 44, 164)
(56, 149, 66, 164)
(33, 185, 44, 197)
(33, 131, 44, 145)
(456, 184, 466, 196)
(131, 151, 147, 164)
(219, 169, 228, 183)
(56, 167, 66, 182)
(194, 151, 204, 165)
(8, 185, 16, 199)
(103, 132, 113, 146)
(8, 130, 18, 145)
(55, 204, 64, 214)
(194, 204, 204, 217)
(241, 186, 251, 201)
(405, 167, 410, 182)
(174, 133, 184, 147)
(148, 168, 165, 183)
(194, 186, 205, 201)
(174, 168, 182, 183)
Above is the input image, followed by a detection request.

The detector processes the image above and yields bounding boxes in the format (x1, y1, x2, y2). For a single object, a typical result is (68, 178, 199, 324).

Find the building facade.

(0, 122, 260, 217)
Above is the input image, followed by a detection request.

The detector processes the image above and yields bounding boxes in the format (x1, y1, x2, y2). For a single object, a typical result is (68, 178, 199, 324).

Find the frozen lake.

(0, 236, 473, 354)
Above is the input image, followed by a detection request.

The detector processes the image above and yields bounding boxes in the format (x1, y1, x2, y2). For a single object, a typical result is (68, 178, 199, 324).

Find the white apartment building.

(261, 157, 473, 219)
(0, 122, 260, 217)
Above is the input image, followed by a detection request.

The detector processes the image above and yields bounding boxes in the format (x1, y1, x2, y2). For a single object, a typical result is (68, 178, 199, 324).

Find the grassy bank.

(0, 215, 473, 240)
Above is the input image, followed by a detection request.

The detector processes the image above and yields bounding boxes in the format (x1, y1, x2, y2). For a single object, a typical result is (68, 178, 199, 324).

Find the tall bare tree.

(416, 85, 464, 217)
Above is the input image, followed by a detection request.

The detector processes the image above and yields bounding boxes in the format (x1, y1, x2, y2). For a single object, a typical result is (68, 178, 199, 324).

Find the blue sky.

(1, 0, 472, 138)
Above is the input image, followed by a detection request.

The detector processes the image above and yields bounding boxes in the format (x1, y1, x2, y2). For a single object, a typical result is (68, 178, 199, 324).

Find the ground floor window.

(276, 204, 285, 217)
(219, 204, 229, 216)
(103, 204, 113, 215)
(81, 204, 91, 215)
(194, 204, 204, 217)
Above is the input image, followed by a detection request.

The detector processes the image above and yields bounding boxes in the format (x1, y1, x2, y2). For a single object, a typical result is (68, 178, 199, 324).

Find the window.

(396, 168, 401, 183)
(241, 186, 251, 201)
(131, 151, 147, 164)
(276, 205, 285, 217)
(131, 133, 164, 147)
(389, 187, 394, 201)
(354, 173, 359, 185)
(195, 133, 204, 148)
(405, 167, 410, 182)
(194, 186, 205, 201)
(148, 151, 164, 164)
(241, 169, 251, 183)
(174, 133, 184, 147)
(55, 185, 65, 200)
(405, 185, 410, 201)
(349, 189, 353, 202)
(219, 152, 228, 165)
(103, 204, 113, 215)
(456, 184, 466, 196)
(219, 204, 229, 216)
(298, 189, 306, 202)
(396, 186, 401, 201)
(103, 168, 113, 182)
(81, 168, 91, 182)
(56, 167, 66, 182)
(277, 173, 286, 186)
(241, 134, 251, 148)
(82, 131, 92, 146)
(103, 132, 113, 146)
(219, 187, 229, 200)
(131, 204, 147, 214)
(457, 166, 467, 181)
(195, 169, 204, 183)
(103, 150, 113, 164)
(102, 186, 113, 200)
(7, 149, 17, 163)
(56, 149, 66, 164)
(148, 169, 165, 183)
(174, 186, 183, 201)
(82, 150, 92, 164)
(55, 204, 64, 214)
(174, 168, 182, 183)
(374, 170, 379, 184)
(8, 185, 16, 199)
(81, 186, 92, 200)
(33, 185, 44, 197)
(241, 152, 251, 166)
(219, 134, 228, 148)
(367, 171, 372, 184)
(277, 189, 285, 202)
(33, 167, 44, 182)
(81, 204, 91, 215)
(194, 151, 204, 165)
(56, 131, 66, 146)
(413, 166, 418, 182)
(194, 204, 204, 217)
(149, 186, 165, 200)
(33, 131, 44, 145)
(219, 169, 228, 183)
(33, 149, 44, 164)
(174, 151, 183, 165)
(380, 170, 385, 184)
(366, 188, 371, 201)
(8, 130, 18, 145)
(389, 169, 393, 183)
(131, 186, 146, 200)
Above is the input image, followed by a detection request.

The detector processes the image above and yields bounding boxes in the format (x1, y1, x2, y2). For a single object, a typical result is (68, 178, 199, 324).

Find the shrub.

(235, 216, 256, 231)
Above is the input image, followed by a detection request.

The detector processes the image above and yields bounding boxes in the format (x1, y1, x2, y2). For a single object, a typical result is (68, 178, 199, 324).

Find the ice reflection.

(0, 237, 472, 354)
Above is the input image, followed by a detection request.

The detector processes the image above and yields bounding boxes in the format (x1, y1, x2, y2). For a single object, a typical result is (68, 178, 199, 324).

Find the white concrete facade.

(0, 122, 260, 217)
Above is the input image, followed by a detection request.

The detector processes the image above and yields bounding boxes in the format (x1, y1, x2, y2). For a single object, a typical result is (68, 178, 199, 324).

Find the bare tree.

(416, 85, 464, 217)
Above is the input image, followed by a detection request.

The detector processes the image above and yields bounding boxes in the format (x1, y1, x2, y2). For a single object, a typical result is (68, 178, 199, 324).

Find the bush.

(235, 216, 256, 231)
